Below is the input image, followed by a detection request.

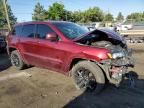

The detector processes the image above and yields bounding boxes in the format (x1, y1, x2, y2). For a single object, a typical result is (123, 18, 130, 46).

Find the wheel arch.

(68, 58, 107, 80)
(8, 47, 28, 64)
(68, 58, 98, 75)
(7, 47, 17, 55)
(69, 58, 85, 71)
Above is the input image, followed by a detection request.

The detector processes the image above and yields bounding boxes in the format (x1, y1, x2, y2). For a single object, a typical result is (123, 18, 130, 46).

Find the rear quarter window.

(12, 25, 23, 36)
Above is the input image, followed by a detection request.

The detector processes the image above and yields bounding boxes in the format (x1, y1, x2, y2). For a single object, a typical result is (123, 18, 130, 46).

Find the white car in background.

(116, 23, 133, 31)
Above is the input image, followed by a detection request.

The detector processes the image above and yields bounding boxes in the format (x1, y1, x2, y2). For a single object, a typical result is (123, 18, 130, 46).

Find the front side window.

(36, 24, 53, 39)
(22, 24, 35, 38)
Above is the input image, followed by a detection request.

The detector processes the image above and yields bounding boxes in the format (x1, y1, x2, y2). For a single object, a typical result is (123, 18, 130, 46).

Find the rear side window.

(12, 25, 23, 36)
(36, 24, 53, 39)
(22, 24, 35, 38)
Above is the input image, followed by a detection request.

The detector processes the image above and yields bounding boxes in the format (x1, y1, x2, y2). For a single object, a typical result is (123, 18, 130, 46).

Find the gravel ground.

(0, 44, 144, 108)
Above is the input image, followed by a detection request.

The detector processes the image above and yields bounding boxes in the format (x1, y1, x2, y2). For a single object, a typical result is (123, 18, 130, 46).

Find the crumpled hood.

(73, 29, 124, 42)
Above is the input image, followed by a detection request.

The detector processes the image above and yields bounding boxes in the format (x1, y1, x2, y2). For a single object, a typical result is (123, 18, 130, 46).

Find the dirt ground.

(0, 44, 144, 108)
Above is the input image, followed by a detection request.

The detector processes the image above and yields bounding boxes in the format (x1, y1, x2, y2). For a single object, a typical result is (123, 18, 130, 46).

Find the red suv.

(7, 21, 134, 93)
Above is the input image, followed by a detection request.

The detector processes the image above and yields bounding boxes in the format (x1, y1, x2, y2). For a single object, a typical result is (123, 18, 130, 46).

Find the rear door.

(35, 24, 65, 71)
(19, 24, 39, 65)
(7, 25, 23, 53)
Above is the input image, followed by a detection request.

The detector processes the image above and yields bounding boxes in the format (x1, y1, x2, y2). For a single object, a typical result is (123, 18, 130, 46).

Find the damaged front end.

(100, 46, 134, 85)
(74, 29, 134, 86)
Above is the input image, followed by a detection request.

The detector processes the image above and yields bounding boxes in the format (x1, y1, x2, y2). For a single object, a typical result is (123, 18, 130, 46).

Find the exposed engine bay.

(75, 29, 134, 85)
(76, 29, 125, 48)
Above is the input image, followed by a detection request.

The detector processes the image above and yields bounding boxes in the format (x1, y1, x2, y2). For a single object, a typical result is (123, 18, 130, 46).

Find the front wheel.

(71, 61, 105, 94)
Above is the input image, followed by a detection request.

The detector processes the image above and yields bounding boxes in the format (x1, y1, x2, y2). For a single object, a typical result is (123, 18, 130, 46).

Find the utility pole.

(3, 0, 11, 31)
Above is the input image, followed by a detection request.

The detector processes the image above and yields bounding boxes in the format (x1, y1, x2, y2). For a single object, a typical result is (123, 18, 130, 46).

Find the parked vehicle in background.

(95, 22, 116, 31)
(126, 37, 144, 43)
(0, 35, 6, 52)
(79, 22, 116, 31)
(116, 23, 133, 31)
(0, 29, 8, 52)
(87, 26, 96, 31)
(7, 21, 134, 93)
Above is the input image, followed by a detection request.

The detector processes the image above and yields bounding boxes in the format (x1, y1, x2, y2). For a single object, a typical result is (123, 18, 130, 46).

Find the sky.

(8, 0, 144, 22)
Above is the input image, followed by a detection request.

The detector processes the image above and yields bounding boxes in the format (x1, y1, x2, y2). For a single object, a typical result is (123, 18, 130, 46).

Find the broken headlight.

(112, 52, 125, 59)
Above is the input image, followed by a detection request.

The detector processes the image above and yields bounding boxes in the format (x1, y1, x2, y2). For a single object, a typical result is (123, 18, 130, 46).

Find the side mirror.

(46, 32, 58, 41)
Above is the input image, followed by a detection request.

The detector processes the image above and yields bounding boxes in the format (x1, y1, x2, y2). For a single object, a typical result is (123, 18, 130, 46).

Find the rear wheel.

(71, 61, 105, 94)
(10, 50, 25, 70)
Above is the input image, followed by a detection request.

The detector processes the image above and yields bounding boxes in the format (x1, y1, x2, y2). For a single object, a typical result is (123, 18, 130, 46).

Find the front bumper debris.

(99, 54, 134, 85)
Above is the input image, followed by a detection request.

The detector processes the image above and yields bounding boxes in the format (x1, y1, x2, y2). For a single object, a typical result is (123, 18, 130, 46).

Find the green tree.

(116, 12, 124, 22)
(143, 12, 144, 18)
(44, 4, 104, 23)
(104, 13, 113, 22)
(47, 2, 65, 20)
(84, 7, 104, 22)
(70, 11, 84, 22)
(0, 0, 17, 28)
(127, 12, 144, 21)
(32, 2, 46, 21)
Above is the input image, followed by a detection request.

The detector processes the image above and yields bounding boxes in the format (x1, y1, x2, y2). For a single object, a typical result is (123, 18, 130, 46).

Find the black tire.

(71, 61, 105, 94)
(10, 50, 25, 70)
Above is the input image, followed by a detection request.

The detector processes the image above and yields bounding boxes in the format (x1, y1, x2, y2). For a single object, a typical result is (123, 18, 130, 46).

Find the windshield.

(52, 22, 89, 39)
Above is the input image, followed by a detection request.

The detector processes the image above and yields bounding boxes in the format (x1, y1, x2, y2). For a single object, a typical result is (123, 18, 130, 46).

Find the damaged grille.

(111, 56, 134, 67)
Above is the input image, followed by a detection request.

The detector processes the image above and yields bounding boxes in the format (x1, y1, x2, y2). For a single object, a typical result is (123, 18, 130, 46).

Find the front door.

(35, 24, 65, 72)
